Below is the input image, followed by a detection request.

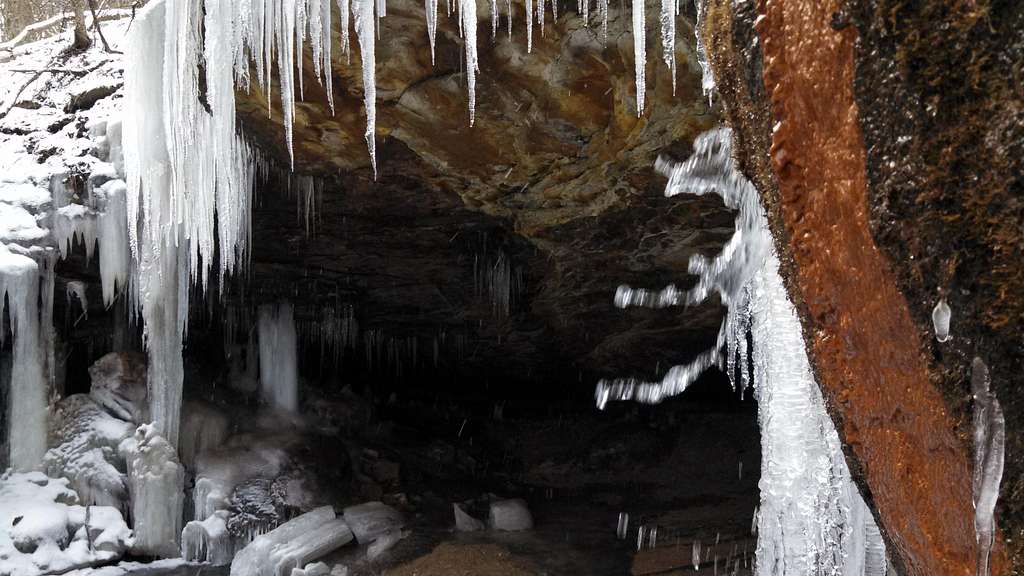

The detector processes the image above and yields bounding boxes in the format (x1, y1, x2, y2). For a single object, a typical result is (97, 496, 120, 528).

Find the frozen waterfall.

(596, 128, 889, 576)
(0, 244, 47, 471)
(258, 302, 300, 412)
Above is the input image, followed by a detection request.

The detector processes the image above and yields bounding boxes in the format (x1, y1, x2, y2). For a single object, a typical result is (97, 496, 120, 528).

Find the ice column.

(123, 423, 186, 558)
(0, 244, 47, 471)
(259, 302, 300, 412)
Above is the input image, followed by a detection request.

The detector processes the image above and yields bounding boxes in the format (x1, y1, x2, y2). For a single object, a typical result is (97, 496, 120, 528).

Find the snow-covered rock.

(487, 499, 533, 531)
(341, 502, 404, 545)
(88, 352, 149, 425)
(0, 471, 132, 576)
(44, 394, 133, 512)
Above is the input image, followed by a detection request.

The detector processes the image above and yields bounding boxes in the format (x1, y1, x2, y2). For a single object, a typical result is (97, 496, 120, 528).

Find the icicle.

(321, 0, 336, 112)
(460, 0, 479, 126)
(296, 0, 307, 99)
(278, 0, 298, 166)
(932, 297, 951, 342)
(632, 0, 646, 115)
(352, 0, 378, 176)
(97, 180, 130, 308)
(598, 0, 608, 44)
(507, 0, 513, 38)
(972, 357, 1005, 576)
(310, 0, 324, 81)
(491, 0, 498, 39)
(659, 0, 676, 95)
(426, 0, 438, 64)
(526, 0, 534, 52)
(337, 0, 352, 61)
(692, 0, 714, 102)
(537, 0, 545, 37)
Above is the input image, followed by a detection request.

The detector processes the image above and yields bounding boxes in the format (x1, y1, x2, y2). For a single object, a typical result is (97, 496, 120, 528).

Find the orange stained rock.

(754, 0, 1005, 574)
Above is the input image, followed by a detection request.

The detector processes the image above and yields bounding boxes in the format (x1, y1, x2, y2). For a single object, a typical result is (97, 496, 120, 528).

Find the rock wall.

(701, 0, 1022, 573)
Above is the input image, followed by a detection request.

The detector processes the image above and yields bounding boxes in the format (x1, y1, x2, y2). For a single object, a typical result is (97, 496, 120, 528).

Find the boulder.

(487, 499, 533, 532)
(88, 352, 148, 424)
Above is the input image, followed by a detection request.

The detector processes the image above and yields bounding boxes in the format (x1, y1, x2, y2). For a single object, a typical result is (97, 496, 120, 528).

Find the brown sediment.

(754, 1, 1003, 574)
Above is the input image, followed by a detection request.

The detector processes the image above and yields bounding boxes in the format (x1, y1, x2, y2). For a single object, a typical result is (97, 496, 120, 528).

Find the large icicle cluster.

(596, 128, 889, 576)
(123, 0, 255, 448)
(128, 0, 683, 176)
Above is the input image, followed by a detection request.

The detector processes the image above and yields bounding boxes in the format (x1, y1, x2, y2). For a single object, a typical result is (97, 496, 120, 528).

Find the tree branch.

(86, 0, 120, 54)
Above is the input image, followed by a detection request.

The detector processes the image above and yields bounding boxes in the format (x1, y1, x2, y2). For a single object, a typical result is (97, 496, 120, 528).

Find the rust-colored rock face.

(755, 1, 998, 574)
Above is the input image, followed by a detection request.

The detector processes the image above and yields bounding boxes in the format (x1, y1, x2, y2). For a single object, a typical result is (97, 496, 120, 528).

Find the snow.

(259, 302, 301, 412)
(596, 128, 887, 576)
(0, 471, 132, 576)
(0, 203, 47, 244)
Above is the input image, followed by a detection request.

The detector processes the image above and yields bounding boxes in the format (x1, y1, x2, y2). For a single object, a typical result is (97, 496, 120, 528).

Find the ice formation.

(259, 302, 300, 412)
(595, 128, 887, 575)
(231, 506, 337, 576)
(659, 0, 676, 95)
(121, 424, 184, 558)
(181, 510, 234, 566)
(971, 357, 1005, 576)
(931, 297, 951, 343)
(692, 0, 714, 102)
(342, 501, 404, 544)
(632, 0, 646, 115)
(0, 243, 47, 471)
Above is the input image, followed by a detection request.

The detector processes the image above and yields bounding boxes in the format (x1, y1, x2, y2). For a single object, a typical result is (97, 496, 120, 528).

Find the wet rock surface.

(846, 1, 1024, 569)
(701, 0, 1023, 573)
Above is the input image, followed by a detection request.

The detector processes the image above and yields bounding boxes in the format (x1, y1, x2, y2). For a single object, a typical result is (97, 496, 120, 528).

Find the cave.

(0, 0, 1020, 575)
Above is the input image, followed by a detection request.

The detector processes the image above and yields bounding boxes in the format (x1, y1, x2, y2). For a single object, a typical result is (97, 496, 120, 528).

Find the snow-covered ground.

(0, 472, 133, 576)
